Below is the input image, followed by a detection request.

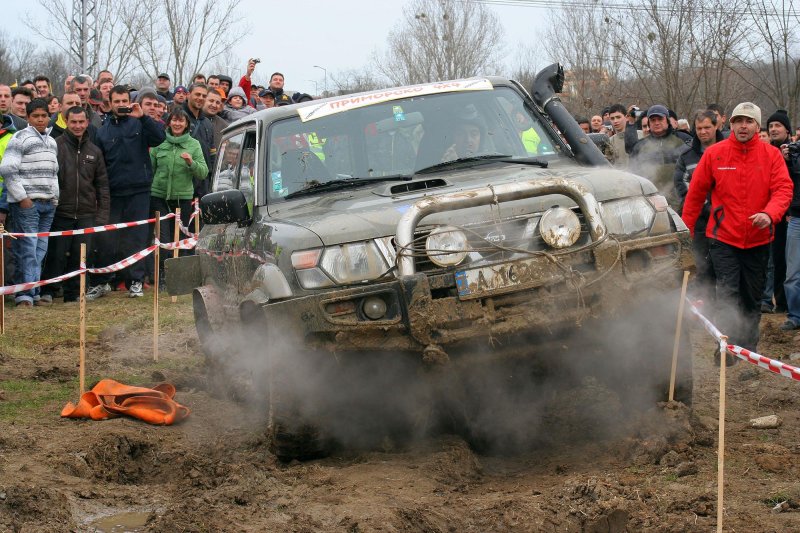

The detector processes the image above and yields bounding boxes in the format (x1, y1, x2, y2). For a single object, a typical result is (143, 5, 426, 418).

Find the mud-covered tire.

(267, 353, 333, 462)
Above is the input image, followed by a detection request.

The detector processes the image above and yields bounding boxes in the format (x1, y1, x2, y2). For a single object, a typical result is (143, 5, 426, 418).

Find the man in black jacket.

(673, 109, 722, 305)
(41, 106, 110, 303)
(88, 86, 165, 299)
(182, 83, 214, 197)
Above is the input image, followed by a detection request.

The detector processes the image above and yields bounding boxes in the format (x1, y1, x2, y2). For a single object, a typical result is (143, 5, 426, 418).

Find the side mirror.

(200, 189, 251, 227)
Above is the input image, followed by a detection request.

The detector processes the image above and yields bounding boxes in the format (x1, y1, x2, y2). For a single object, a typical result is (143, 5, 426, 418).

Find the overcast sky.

(7, 0, 549, 95)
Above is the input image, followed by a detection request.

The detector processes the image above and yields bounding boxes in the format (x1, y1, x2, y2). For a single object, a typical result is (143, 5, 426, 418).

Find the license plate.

(455, 256, 562, 300)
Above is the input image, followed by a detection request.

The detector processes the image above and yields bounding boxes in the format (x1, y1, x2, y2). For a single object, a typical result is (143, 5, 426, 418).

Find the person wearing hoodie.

(0, 113, 17, 282)
(149, 108, 208, 276)
(40, 106, 110, 304)
(224, 86, 256, 119)
(0, 99, 59, 307)
(630, 104, 689, 209)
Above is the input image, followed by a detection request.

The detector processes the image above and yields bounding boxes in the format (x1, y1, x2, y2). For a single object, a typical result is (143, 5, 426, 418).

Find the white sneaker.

(86, 283, 111, 301)
(129, 281, 144, 298)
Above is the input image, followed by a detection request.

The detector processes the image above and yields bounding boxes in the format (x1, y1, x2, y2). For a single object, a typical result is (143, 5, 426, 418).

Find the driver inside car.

(441, 117, 485, 162)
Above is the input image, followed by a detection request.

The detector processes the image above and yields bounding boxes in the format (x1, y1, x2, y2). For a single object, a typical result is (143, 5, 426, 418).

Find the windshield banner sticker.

(297, 79, 494, 122)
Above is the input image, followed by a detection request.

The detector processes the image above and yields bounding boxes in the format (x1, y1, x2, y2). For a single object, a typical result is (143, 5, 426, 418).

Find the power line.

(471, 0, 796, 19)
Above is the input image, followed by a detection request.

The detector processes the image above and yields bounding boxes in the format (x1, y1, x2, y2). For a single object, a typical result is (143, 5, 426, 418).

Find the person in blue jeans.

(781, 143, 800, 331)
(0, 98, 59, 306)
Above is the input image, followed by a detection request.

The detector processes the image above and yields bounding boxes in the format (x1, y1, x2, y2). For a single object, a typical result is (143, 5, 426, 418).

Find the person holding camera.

(88, 85, 165, 299)
(771, 111, 800, 331)
(682, 102, 793, 357)
(760, 109, 794, 315)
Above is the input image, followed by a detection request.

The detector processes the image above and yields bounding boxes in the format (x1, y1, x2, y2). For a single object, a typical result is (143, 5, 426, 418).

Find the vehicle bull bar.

(395, 178, 608, 276)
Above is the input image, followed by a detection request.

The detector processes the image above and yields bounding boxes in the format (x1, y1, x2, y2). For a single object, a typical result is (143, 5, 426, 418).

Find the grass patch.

(0, 378, 76, 421)
(763, 492, 790, 506)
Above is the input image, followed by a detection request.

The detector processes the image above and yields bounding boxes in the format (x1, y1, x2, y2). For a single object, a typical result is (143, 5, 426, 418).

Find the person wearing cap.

(682, 102, 793, 358)
(630, 104, 688, 208)
(766, 110, 800, 330)
(258, 88, 276, 109)
(759, 109, 794, 315)
(172, 86, 188, 107)
(156, 73, 173, 102)
(217, 75, 233, 96)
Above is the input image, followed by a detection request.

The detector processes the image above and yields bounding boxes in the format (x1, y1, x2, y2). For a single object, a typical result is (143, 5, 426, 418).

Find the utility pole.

(69, 0, 98, 73)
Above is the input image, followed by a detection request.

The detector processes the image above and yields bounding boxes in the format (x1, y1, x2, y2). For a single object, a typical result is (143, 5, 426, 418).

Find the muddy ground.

(1, 292, 800, 532)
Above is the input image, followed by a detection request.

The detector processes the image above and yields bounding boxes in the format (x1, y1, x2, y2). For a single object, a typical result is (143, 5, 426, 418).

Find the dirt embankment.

(1, 296, 799, 532)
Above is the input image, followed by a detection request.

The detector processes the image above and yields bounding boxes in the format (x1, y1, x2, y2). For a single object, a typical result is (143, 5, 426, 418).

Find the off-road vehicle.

(167, 64, 694, 460)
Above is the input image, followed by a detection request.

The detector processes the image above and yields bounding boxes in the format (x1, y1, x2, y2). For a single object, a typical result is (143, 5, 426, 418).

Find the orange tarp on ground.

(61, 379, 190, 425)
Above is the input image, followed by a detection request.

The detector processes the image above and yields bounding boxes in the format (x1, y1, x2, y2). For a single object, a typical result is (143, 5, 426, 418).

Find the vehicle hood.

(267, 164, 655, 245)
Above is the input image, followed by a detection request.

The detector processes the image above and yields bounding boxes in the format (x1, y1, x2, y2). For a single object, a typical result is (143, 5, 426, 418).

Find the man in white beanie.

(682, 102, 794, 361)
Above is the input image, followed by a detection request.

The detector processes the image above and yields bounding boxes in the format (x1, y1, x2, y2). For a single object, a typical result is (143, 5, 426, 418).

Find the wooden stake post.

(717, 336, 728, 533)
(669, 271, 691, 401)
(153, 212, 160, 362)
(171, 208, 180, 303)
(79, 244, 86, 395)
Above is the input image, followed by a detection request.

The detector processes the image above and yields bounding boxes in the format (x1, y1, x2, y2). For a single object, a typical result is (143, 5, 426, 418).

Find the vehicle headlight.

(425, 226, 469, 267)
(601, 197, 656, 236)
(539, 207, 581, 249)
(292, 241, 389, 288)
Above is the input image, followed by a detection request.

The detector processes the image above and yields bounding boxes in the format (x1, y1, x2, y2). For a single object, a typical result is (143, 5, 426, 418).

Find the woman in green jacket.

(150, 109, 208, 269)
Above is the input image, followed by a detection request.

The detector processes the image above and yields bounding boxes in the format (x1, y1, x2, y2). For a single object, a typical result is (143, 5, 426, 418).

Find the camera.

(628, 106, 644, 120)
(251, 58, 261, 64)
(117, 106, 133, 114)
(787, 141, 800, 155)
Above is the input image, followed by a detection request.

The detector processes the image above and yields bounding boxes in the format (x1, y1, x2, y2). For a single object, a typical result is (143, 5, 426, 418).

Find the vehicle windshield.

(266, 86, 561, 200)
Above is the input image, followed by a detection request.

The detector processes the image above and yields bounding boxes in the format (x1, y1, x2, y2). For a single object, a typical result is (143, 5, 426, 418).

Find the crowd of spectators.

(581, 101, 799, 354)
(0, 63, 798, 359)
(0, 60, 312, 305)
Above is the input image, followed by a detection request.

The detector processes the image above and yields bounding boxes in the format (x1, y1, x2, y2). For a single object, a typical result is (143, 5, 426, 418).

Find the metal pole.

(314, 65, 327, 96)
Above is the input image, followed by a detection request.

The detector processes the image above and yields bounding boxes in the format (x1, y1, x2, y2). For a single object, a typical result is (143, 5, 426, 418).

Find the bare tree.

(25, 0, 246, 85)
(331, 68, 386, 96)
(733, 0, 800, 120)
(374, 0, 504, 85)
(507, 44, 541, 94)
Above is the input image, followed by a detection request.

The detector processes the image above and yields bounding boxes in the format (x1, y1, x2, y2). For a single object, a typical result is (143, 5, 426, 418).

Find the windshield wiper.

(416, 154, 513, 174)
(497, 156, 549, 168)
(284, 175, 412, 199)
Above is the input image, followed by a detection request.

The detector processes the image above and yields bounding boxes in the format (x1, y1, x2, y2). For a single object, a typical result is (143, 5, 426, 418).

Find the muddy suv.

(168, 64, 694, 460)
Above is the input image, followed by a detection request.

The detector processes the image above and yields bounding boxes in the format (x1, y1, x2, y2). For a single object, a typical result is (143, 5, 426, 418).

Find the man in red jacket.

(682, 102, 793, 356)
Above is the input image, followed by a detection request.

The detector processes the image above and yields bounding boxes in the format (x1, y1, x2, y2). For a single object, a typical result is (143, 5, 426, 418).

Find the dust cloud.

(203, 285, 695, 458)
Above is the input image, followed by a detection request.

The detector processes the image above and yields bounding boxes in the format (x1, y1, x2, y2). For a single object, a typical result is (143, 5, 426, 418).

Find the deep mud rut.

(1, 298, 800, 532)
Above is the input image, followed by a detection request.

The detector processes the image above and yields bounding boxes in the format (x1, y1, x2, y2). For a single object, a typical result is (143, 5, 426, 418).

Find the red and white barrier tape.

(0, 244, 158, 295)
(687, 300, 725, 341)
(687, 297, 800, 383)
(727, 345, 800, 382)
(155, 237, 198, 251)
(3, 213, 176, 239)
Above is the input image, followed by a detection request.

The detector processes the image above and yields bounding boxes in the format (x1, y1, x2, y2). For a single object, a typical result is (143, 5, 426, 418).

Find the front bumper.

(262, 230, 694, 353)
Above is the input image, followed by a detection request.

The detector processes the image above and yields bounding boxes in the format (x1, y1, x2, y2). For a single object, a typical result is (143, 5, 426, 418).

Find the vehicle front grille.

(408, 209, 590, 274)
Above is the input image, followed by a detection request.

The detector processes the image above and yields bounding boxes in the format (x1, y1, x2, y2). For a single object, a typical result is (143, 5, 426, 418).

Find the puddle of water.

(89, 511, 151, 533)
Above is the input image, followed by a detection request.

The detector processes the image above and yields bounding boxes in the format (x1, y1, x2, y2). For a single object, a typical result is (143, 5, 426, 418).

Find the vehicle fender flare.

(252, 262, 293, 300)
